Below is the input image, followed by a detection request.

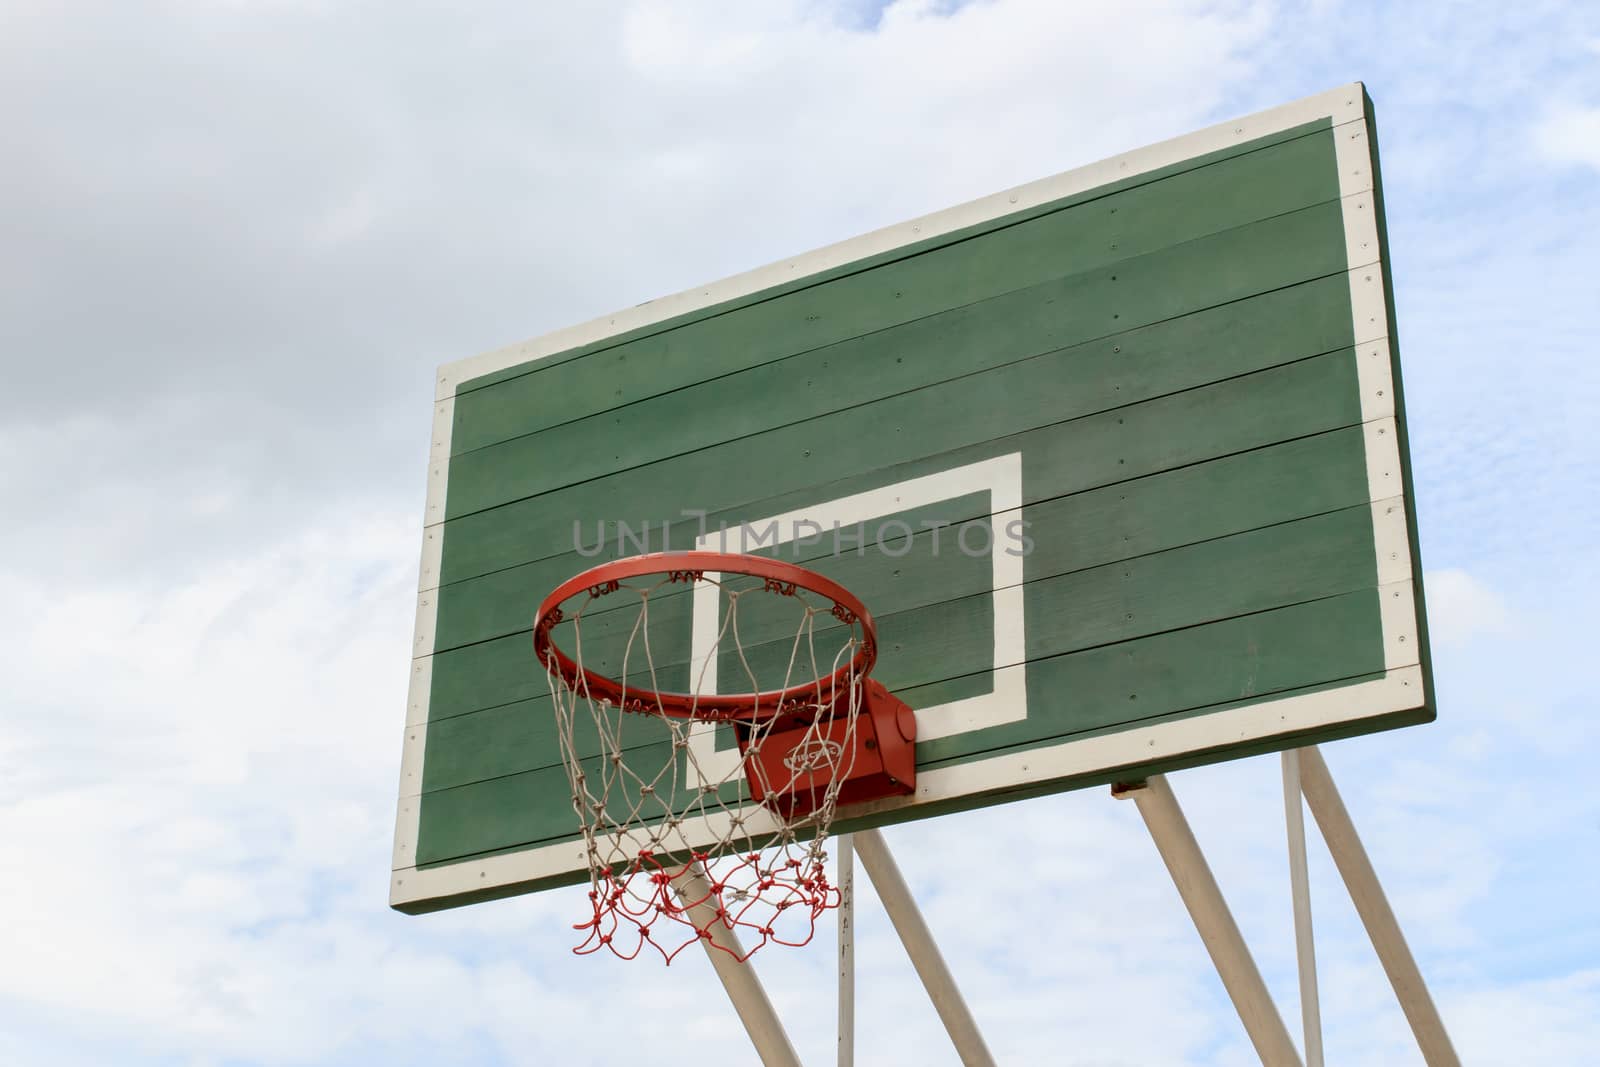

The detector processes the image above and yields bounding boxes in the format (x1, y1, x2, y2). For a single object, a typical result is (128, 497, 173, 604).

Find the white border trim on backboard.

(392, 82, 1426, 910)
(685, 453, 1028, 785)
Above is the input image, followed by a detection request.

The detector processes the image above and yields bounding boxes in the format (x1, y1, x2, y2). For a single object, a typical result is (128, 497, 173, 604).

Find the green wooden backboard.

(391, 83, 1433, 914)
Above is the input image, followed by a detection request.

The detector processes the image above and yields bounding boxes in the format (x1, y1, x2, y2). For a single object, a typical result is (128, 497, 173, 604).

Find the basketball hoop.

(533, 551, 916, 963)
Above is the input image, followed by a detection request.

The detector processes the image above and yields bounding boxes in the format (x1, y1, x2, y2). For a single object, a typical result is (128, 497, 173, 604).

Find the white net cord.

(542, 568, 868, 963)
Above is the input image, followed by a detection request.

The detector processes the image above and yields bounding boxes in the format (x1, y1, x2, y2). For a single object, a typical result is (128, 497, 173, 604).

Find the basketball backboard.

(392, 82, 1432, 914)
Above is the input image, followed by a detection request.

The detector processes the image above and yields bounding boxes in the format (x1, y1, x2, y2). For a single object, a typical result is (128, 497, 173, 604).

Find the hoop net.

(535, 554, 873, 964)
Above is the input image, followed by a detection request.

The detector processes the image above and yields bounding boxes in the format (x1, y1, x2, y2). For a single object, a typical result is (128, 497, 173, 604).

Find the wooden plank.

(919, 588, 1384, 765)
(424, 516, 996, 772)
(438, 286, 1359, 588)
(418, 742, 753, 865)
(421, 502, 1377, 793)
(435, 497, 993, 720)
(424, 351, 1365, 721)
(413, 667, 1429, 878)
(426, 383, 1369, 724)
(430, 589, 695, 718)
(442, 198, 1351, 520)
(422, 695, 672, 796)
(419, 676, 994, 798)
(435, 491, 988, 653)
(414, 586, 1383, 864)
(432, 272, 1357, 648)
(448, 125, 1341, 453)
(1023, 424, 1369, 578)
(700, 504, 1378, 693)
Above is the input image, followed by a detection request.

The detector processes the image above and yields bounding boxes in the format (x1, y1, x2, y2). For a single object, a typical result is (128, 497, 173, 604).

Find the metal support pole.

(1282, 750, 1324, 1067)
(1116, 775, 1303, 1067)
(838, 835, 855, 1067)
(674, 866, 805, 1067)
(1297, 747, 1460, 1066)
(853, 828, 997, 1067)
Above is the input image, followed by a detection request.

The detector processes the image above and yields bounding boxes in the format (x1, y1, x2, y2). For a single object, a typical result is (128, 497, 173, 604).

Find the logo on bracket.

(782, 738, 844, 774)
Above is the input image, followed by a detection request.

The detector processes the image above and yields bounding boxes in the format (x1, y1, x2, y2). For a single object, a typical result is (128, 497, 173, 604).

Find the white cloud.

(1533, 102, 1600, 171)
(1448, 970, 1600, 1061)
(1423, 569, 1511, 646)
(0, 510, 422, 1060)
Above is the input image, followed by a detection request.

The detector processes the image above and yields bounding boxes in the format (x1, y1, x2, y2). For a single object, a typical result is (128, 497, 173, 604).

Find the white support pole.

(852, 828, 997, 1067)
(1282, 750, 1324, 1067)
(838, 835, 855, 1067)
(674, 866, 805, 1067)
(1116, 775, 1303, 1067)
(1297, 746, 1461, 1067)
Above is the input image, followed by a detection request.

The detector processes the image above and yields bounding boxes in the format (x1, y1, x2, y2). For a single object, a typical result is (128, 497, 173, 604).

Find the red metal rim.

(533, 551, 877, 722)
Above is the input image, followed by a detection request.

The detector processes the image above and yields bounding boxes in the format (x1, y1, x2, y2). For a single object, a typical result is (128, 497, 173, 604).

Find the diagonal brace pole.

(1116, 775, 1303, 1067)
(853, 828, 997, 1067)
(1297, 746, 1460, 1066)
(674, 865, 805, 1067)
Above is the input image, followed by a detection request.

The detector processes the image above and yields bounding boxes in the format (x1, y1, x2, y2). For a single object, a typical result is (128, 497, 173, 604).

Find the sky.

(2, 0, 1598, 1063)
